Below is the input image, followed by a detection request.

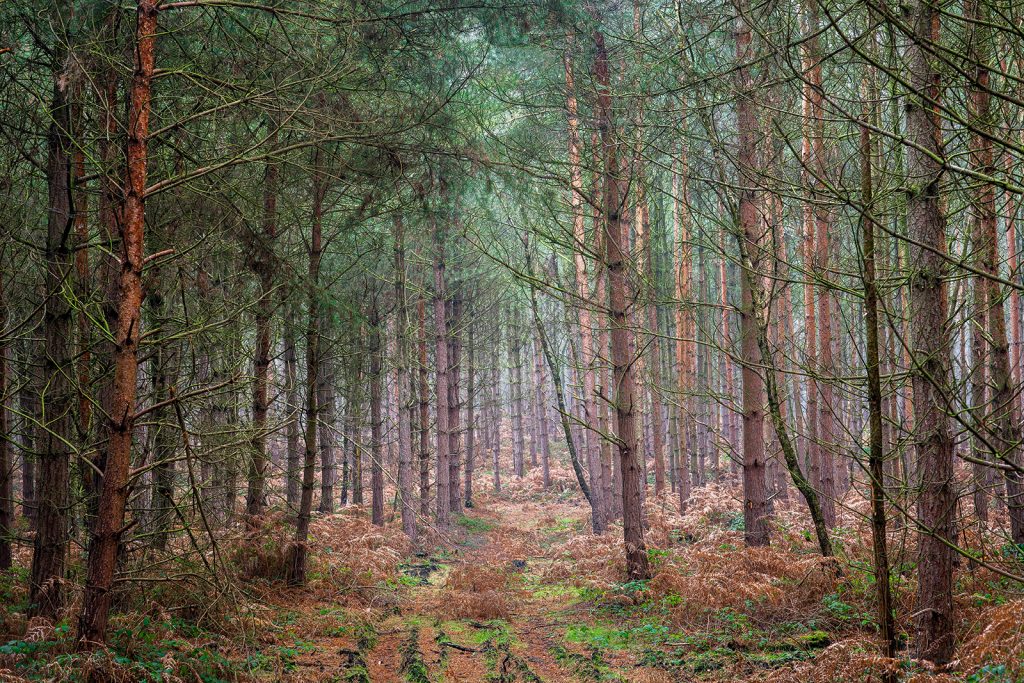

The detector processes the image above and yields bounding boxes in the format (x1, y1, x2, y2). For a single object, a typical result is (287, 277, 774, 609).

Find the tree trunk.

(393, 214, 417, 539)
(349, 347, 364, 506)
(719, 233, 738, 480)
(370, 300, 385, 526)
(0, 247, 11, 570)
(733, 0, 771, 548)
(285, 146, 324, 586)
(417, 296, 431, 515)
(448, 295, 463, 513)
(78, 0, 157, 646)
(465, 314, 476, 506)
(285, 305, 301, 508)
(31, 57, 75, 620)
(147, 276, 177, 551)
(859, 77, 897, 671)
(534, 337, 551, 488)
(906, 0, 956, 663)
(433, 217, 451, 528)
(508, 313, 526, 478)
(594, 27, 649, 580)
(246, 117, 278, 520)
(490, 322, 503, 492)
(563, 42, 607, 531)
(318, 355, 337, 512)
(20, 348, 38, 528)
(672, 140, 694, 511)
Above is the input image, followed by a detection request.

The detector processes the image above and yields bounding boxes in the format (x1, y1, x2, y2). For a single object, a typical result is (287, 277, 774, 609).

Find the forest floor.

(205, 469, 1024, 683)
(1, 465, 1023, 682)
(261, 488, 680, 683)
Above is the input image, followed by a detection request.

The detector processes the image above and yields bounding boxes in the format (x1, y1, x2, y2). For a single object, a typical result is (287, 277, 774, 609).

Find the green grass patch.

(456, 515, 496, 534)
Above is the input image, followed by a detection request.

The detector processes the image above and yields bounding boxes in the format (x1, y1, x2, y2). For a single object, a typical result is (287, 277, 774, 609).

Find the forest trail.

(257, 482, 673, 683)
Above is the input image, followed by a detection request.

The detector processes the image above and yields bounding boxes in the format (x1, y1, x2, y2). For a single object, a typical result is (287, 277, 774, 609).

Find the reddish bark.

(968, 4, 1024, 541)
(734, 0, 771, 548)
(673, 141, 694, 511)
(78, 0, 158, 646)
(564, 41, 606, 531)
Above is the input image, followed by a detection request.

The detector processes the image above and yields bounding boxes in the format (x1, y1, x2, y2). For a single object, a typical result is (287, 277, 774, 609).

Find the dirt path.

(260, 487, 675, 682)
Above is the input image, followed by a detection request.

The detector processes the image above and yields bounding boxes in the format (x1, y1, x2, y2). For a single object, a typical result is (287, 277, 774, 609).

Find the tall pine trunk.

(906, 0, 956, 663)
(78, 0, 157, 645)
(31, 52, 75, 620)
(246, 118, 278, 520)
(564, 40, 606, 531)
(418, 297, 431, 514)
(370, 300, 385, 526)
(286, 146, 324, 586)
(433, 216, 451, 528)
(734, 0, 771, 548)
(393, 214, 417, 539)
(594, 27, 649, 580)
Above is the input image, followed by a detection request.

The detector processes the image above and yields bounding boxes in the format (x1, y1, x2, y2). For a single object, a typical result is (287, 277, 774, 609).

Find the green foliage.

(966, 663, 1023, 683)
(0, 621, 239, 682)
(456, 515, 497, 534)
(727, 512, 746, 532)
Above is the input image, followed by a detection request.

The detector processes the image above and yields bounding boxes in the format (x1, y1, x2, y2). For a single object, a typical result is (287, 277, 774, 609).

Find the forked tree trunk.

(529, 283, 591, 502)
(802, 0, 837, 529)
(738, 230, 833, 559)
(78, 0, 157, 646)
